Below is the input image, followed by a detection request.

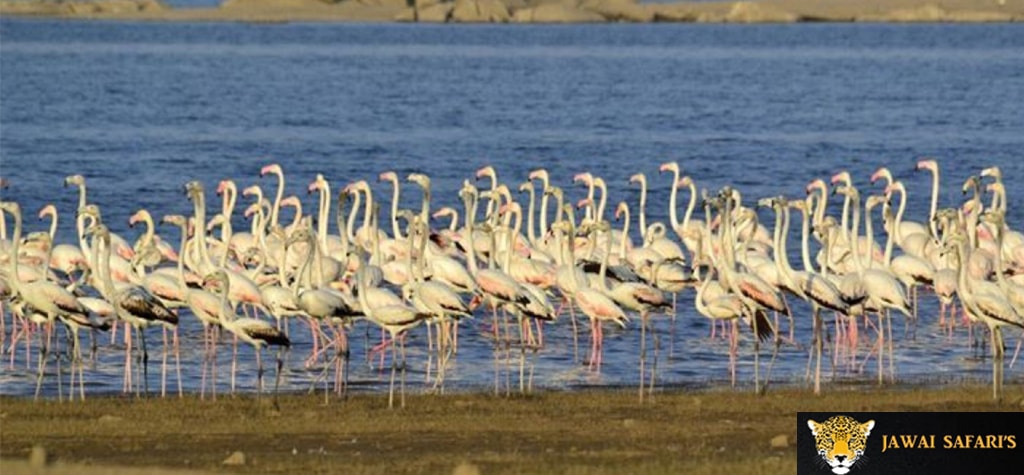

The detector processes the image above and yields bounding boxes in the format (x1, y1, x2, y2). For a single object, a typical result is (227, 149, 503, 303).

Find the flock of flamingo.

(0, 160, 1022, 406)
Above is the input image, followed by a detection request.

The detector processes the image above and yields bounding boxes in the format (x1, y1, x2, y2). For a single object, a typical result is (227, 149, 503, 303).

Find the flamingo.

(88, 221, 177, 397)
(1, 201, 102, 401)
(552, 220, 628, 371)
(945, 231, 1024, 400)
(355, 250, 429, 409)
(204, 269, 289, 398)
(161, 214, 224, 399)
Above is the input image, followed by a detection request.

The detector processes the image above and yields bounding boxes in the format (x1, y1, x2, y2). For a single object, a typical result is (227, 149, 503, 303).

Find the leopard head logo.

(807, 415, 875, 474)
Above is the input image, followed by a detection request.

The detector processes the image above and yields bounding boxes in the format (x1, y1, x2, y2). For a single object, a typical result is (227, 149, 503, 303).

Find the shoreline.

(2, 386, 1022, 474)
(2, 0, 1023, 24)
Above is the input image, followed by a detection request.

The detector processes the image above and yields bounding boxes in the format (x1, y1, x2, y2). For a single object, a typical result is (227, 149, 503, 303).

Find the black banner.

(797, 412, 1024, 474)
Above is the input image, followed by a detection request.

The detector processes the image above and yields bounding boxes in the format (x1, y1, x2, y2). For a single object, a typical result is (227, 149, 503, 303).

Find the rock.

(450, 0, 509, 22)
(420, 2, 454, 21)
(28, 445, 48, 469)
(222, 451, 246, 466)
(724, 1, 798, 23)
(861, 3, 1013, 23)
(875, 3, 947, 22)
(395, 5, 416, 19)
(580, 0, 651, 22)
(650, 4, 697, 22)
(512, 3, 605, 22)
(355, 0, 409, 7)
(770, 434, 788, 448)
(452, 461, 481, 475)
(98, 414, 123, 423)
(221, 0, 328, 9)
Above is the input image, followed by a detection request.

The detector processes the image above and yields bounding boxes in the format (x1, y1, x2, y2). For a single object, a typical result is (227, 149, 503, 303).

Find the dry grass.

(2, 385, 1022, 475)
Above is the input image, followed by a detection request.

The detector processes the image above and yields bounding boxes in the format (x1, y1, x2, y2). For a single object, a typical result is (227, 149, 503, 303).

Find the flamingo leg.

(161, 326, 168, 398)
(638, 316, 646, 403)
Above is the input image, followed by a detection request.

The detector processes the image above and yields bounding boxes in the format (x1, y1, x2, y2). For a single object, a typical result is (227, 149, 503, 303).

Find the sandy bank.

(2, 386, 1022, 475)
(2, 0, 1022, 23)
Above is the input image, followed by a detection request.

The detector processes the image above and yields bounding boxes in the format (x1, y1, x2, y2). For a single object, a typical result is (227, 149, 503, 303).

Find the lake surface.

(1, 20, 1023, 397)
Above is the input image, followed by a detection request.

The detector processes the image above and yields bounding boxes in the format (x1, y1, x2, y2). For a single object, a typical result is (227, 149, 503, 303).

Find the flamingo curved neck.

(270, 172, 284, 231)
(636, 176, 648, 241)
(618, 206, 630, 261)
(538, 187, 550, 239)
(524, 185, 537, 245)
(667, 169, 681, 234)
(387, 178, 402, 240)
(928, 167, 940, 238)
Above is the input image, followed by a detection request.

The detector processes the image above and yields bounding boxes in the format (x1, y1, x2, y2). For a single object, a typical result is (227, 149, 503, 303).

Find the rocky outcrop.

(450, 0, 509, 22)
(722, 1, 798, 23)
(221, 0, 328, 8)
(859, 3, 1013, 22)
(512, 3, 605, 23)
(1, 0, 1021, 23)
(0, 0, 166, 15)
(395, 1, 453, 21)
(580, 0, 652, 22)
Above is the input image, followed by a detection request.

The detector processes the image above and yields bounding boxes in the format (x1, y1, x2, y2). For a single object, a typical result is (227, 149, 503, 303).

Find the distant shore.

(2, 0, 1022, 24)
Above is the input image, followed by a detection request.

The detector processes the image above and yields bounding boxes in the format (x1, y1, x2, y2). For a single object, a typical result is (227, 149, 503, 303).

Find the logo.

(806, 415, 875, 475)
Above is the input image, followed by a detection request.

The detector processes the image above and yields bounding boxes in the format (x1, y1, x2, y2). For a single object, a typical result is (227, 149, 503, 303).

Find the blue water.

(1, 20, 1023, 397)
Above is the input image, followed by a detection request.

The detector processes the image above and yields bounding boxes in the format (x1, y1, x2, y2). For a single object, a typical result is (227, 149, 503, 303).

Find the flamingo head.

(544, 186, 563, 199)
(659, 162, 679, 174)
(883, 182, 905, 197)
(77, 204, 101, 220)
(527, 168, 548, 183)
(407, 173, 430, 189)
(980, 166, 1002, 181)
(916, 158, 937, 172)
(128, 209, 148, 228)
(576, 198, 594, 210)
(378, 171, 398, 183)
(0, 177, 8, 189)
(63, 174, 85, 188)
(37, 204, 57, 220)
(865, 194, 887, 211)
(475, 165, 495, 180)
(806, 179, 826, 195)
(184, 180, 203, 199)
(243, 203, 261, 220)
(517, 181, 533, 194)
(832, 185, 855, 198)
(869, 167, 891, 185)
(160, 214, 187, 228)
(206, 214, 226, 233)
(431, 207, 454, 219)
(572, 172, 593, 185)
(629, 173, 645, 185)
(242, 185, 261, 198)
(259, 163, 281, 177)
(678, 176, 694, 188)
(962, 176, 980, 195)
(830, 171, 851, 186)
(216, 179, 229, 196)
(614, 202, 628, 221)
(280, 196, 301, 209)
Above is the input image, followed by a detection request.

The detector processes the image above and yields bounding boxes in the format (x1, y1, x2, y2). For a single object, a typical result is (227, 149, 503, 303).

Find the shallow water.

(1, 20, 1023, 397)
